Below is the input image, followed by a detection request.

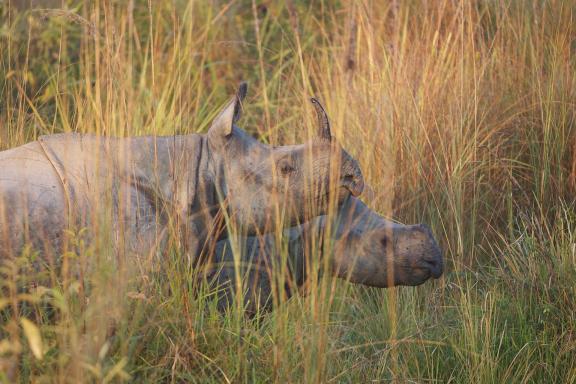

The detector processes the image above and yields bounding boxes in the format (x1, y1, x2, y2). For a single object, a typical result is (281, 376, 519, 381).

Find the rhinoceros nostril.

(423, 258, 437, 267)
(422, 254, 443, 278)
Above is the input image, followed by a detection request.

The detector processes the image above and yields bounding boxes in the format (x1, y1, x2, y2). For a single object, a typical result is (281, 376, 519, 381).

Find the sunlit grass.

(1, 0, 575, 382)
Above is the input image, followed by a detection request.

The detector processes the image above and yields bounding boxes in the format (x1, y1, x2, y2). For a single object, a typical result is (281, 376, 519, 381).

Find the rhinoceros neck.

(185, 134, 226, 242)
(125, 133, 227, 256)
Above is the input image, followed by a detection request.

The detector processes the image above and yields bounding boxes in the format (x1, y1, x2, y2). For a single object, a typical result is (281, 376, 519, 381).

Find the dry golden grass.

(1, 1, 575, 382)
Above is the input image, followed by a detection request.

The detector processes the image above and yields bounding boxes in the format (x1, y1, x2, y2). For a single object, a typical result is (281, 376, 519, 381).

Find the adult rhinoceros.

(0, 84, 364, 263)
(207, 197, 443, 315)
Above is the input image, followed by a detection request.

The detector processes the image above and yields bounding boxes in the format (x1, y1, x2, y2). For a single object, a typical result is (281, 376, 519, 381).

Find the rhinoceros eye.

(280, 164, 295, 176)
(278, 159, 295, 177)
(380, 237, 388, 248)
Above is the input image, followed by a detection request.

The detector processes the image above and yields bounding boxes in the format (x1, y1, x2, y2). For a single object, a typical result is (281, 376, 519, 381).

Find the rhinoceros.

(205, 197, 443, 315)
(0, 84, 364, 264)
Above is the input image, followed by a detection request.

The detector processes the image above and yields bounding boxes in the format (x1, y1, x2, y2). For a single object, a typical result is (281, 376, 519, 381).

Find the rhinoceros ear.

(208, 82, 248, 141)
(234, 82, 247, 123)
(310, 98, 331, 141)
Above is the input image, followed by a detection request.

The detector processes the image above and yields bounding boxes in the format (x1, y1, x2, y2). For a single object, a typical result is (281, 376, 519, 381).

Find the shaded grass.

(1, 0, 576, 382)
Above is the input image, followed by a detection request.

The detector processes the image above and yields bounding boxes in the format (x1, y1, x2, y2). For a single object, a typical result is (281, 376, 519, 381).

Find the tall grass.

(1, 0, 575, 382)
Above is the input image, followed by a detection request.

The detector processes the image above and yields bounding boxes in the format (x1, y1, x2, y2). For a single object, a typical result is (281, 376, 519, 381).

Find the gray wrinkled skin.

(0, 84, 364, 263)
(207, 197, 443, 315)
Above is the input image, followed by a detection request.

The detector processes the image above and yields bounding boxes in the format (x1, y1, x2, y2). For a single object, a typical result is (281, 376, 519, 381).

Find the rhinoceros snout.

(342, 170, 364, 197)
(411, 224, 443, 279)
(419, 248, 443, 279)
(340, 158, 364, 197)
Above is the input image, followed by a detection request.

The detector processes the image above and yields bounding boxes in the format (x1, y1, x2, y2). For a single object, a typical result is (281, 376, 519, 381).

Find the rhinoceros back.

(0, 133, 204, 260)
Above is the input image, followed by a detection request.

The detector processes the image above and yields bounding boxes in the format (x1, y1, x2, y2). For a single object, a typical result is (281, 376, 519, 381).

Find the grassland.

(1, 0, 575, 382)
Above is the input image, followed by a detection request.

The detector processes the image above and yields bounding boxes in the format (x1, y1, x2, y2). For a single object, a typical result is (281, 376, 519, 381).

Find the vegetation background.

(1, 0, 575, 382)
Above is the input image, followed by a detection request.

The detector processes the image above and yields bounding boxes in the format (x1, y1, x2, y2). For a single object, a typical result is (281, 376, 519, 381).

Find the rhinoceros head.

(329, 199, 443, 287)
(207, 84, 364, 234)
(332, 223, 443, 287)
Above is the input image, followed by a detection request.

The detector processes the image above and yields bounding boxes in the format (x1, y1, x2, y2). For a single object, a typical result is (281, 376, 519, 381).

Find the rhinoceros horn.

(310, 98, 331, 141)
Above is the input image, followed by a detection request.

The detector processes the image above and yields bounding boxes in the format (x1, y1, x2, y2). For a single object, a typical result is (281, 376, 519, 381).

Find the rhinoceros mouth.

(309, 187, 351, 212)
(395, 263, 442, 286)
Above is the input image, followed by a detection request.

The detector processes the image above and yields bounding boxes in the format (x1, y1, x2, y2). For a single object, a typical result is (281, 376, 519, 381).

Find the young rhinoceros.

(0, 84, 363, 263)
(207, 197, 443, 315)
